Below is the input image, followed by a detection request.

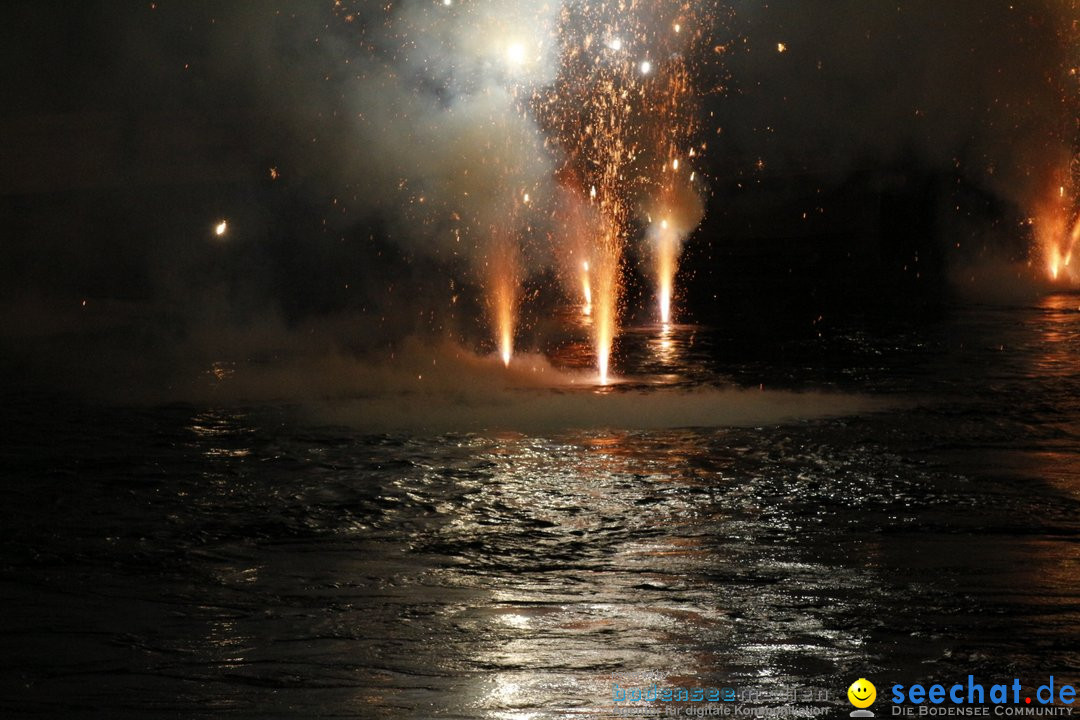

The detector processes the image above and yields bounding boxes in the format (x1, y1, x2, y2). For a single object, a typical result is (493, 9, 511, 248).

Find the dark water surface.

(2, 298, 1080, 718)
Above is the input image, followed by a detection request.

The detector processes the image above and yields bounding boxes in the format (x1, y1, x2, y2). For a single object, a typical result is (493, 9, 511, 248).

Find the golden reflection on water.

(453, 429, 847, 717)
(1031, 293, 1080, 500)
(189, 411, 254, 461)
(651, 323, 678, 366)
(1033, 294, 1080, 379)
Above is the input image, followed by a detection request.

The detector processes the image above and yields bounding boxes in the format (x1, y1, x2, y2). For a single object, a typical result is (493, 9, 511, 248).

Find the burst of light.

(214, 220, 228, 236)
(777, 42, 788, 53)
(640, 60, 652, 75)
(607, 37, 623, 51)
(506, 42, 527, 66)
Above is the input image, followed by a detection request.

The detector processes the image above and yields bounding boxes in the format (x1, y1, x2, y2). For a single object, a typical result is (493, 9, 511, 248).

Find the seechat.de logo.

(849, 678, 878, 718)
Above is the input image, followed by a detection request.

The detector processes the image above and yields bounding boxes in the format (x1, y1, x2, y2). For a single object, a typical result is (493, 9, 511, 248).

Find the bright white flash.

(506, 42, 527, 66)
(640, 60, 652, 75)
(607, 37, 623, 51)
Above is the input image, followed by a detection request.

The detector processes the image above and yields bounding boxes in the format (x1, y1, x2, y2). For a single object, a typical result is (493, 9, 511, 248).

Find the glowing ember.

(214, 220, 227, 237)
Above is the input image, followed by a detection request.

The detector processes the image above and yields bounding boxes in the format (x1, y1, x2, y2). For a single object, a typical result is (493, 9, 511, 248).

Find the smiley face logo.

(848, 678, 877, 709)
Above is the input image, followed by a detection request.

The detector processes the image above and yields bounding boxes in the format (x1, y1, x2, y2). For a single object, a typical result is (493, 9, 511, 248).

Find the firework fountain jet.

(591, 226, 621, 384)
(1035, 164, 1080, 283)
(487, 226, 521, 366)
(639, 24, 704, 326)
(653, 217, 678, 324)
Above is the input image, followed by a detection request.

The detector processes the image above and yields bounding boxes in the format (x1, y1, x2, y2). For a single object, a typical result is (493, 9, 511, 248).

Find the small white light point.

(640, 60, 652, 75)
(607, 37, 623, 51)
(214, 220, 228, 237)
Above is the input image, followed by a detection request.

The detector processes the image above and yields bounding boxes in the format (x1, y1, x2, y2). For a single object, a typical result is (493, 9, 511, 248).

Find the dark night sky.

(0, 1, 1076, 396)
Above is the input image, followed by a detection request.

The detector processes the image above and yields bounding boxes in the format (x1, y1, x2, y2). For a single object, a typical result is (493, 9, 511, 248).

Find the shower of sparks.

(332, 0, 716, 381)
(638, 15, 705, 326)
(536, 0, 709, 379)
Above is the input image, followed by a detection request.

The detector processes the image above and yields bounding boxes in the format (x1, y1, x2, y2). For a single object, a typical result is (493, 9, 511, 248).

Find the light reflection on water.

(2, 301, 1080, 716)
